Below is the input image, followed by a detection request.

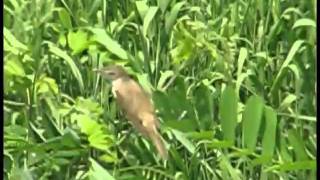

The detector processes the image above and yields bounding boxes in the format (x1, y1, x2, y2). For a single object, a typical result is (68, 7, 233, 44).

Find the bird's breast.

(111, 78, 123, 97)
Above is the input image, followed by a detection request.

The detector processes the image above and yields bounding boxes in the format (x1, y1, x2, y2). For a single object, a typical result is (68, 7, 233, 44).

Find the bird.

(94, 65, 168, 159)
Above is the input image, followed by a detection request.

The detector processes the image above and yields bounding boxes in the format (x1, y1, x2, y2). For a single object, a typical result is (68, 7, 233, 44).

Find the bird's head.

(93, 65, 128, 81)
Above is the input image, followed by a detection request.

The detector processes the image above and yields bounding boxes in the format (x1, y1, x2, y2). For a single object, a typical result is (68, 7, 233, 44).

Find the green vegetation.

(4, 0, 316, 179)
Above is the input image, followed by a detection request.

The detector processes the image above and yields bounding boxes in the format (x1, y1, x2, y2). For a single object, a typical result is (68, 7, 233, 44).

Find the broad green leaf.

(71, 114, 112, 151)
(4, 58, 25, 77)
(4, 27, 28, 51)
(158, 0, 171, 13)
(270, 40, 304, 96)
(48, 44, 84, 92)
(288, 129, 308, 161)
(143, 7, 158, 37)
(58, 8, 72, 29)
(165, 1, 186, 33)
(242, 95, 264, 151)
(171, 129, 195, 154)
(75, 97, 103, 116)
(219, 86, 237, 143)
(292, 18, 316, 29)
(135, 0, 149, 20)
(67, 30, 89, 55)
(194, 83, 213, 130)
(89, 158, 115, 180)
(262, 106, 277, 158)
(90, 28, 128, 60)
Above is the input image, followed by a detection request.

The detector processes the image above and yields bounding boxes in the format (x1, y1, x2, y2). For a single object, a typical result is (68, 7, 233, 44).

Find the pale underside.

(111, 77, 160, 136)
(111, 77, 168, 159)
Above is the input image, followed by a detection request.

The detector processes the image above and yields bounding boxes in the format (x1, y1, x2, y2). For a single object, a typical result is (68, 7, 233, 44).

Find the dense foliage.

(4, 0, 316, 179)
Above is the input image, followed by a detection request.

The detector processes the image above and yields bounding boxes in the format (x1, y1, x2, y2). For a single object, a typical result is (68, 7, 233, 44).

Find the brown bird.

(94, 65, 168, 159)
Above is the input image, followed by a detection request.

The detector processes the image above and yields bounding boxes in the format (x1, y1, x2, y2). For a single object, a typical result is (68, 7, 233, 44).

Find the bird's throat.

(111, 78, 123, 98)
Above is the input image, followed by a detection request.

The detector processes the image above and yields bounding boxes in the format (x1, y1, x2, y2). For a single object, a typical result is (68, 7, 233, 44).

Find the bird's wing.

(114, 79, 160, 128)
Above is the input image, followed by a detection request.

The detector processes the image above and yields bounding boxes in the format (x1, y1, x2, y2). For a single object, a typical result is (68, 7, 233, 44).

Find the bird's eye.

(107, 72, 116, 76)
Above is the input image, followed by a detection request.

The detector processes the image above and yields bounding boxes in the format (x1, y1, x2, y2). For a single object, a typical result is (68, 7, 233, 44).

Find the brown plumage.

(94, 65, 168, 159)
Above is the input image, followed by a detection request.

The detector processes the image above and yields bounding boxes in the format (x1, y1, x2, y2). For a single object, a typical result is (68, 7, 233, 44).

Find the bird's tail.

(150, 129, 168, 160)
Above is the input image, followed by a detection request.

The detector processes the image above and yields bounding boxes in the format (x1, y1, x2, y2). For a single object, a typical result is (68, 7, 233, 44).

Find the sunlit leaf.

(67, 30, 89, 55)
(219, 86, 237, 143)
(89, 158, 115, 180)
(89, 28, 128, 60)
(242, 95, 264, 151)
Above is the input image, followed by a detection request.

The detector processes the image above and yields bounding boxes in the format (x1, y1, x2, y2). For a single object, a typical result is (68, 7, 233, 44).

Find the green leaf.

(262, 106, 277, 158)
(206, 139, 233, 149)
(279, 135, 292, 162)
(288, 129, 308, 161)
(143, 6, 158, 37)
(264, 160, 316, 172)
(48, 43, 84, 92)
(242, 95, 264, 151)
(90, 28, 128, 60)
(171, 129, 195, 154)
(75, 97, 103, 116)
(4, 58, 26, 77)
(165, 1, 186, 33)
(58, 8, 72, 29)
(158, 0, 171, 13)
(89, 158, 115, 180)
(219, 86, 237, 143)
(135, 0, 149, 20)
(279, 94, 297, 111)
(58, 33, 67, 47)
(236, 47, 248, 79)
(270, 40, 304, 96)
(136, 73, 153, 95)
(165, 119, 197, 132)
(194, 83, 214, 130)
(292, 18, 316, 29)
(235, 48, 248, 96)
(99, 152, 118, 163)
(188, 131, 213, 140)
(219, 155, 241, 180)
(71, 114, 113, 151)
(67, 30, 89, 55)
(35, 76, 59, 94)
(4, 27, 28, 52)
(235, 71, 254, 96)
(157, 70, 174, 90)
